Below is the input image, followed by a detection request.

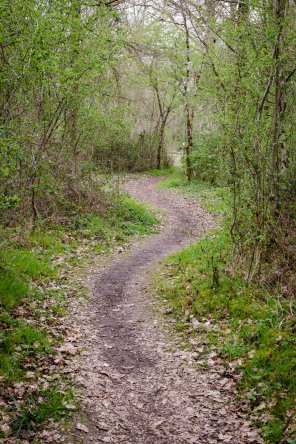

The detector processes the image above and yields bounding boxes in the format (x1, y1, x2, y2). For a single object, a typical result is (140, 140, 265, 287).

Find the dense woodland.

(1, 0, 296, 442)
(1, 0, 295, 291)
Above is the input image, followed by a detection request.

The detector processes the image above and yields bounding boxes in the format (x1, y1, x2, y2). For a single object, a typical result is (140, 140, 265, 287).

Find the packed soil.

(62, 175, 263, 444)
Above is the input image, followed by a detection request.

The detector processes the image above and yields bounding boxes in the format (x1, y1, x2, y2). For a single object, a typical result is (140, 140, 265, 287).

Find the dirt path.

(65, 176, 263, 444)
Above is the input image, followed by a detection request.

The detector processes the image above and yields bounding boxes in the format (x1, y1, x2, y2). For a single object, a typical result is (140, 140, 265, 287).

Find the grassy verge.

(150, 174, 296, 444)
(155, 168, 230, 216)
(0, 194, 160, 442)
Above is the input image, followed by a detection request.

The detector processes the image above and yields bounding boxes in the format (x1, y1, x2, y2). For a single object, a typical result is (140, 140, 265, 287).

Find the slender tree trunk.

(153, 78, 175, 169)
(183, 14, 192, 182)
(185, 113, 192, 181)
(157, 119, 166, 169)
(272, 0, 287, 189)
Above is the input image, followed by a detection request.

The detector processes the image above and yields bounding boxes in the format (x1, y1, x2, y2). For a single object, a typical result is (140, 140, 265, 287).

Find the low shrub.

(190, 132, 225, 185)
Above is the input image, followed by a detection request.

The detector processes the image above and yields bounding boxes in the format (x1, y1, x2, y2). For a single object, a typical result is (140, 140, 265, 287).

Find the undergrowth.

(0, 192, 160, 441)
(150, 170, 296, 444)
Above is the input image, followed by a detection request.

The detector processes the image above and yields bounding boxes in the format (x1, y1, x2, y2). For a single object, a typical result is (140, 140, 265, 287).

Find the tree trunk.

(183, 14, 192, 182)
(157, 119, 166, 169)
(185, 114, 192, 182)
(272, 0, 287, 189)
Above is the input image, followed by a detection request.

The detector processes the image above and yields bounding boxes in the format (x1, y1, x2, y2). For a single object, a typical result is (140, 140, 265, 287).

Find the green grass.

(157, 174, 230, 215)
(152, 221, 296, 443)
(0, 324, 50, 381)
(10, 388, 74, 437)
(1, 322, 49, 353)
(145, 164, 230, 215)
(73, 196, 160, 249)
(0, 274, 30, 311)
(30, 231, 68, 253)
(146, 166, 296, 443)
(0, 191, 160, 440)
(3, 249, 57, 279)
(113, 196, 159, 231)
(0, 248, 57, 311)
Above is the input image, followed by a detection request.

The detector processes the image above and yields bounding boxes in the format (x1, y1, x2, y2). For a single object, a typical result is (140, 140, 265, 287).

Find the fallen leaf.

(153, 420, 165, 427)
(254, 402, 266, 411)
(248, 350, 256, 359)
(76, 423, 89, 433)
(1, 423, 11, 436)
(59, 344, 77, 355)
(64, 404, 76, 410)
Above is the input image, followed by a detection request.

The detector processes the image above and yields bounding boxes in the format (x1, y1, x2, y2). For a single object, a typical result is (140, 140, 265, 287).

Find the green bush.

(190, 133, 224, 184)
(94, 132, 159, 172)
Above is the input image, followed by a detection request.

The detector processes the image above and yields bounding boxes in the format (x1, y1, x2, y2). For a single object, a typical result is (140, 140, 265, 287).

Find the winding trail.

(67, 176, 263, 444)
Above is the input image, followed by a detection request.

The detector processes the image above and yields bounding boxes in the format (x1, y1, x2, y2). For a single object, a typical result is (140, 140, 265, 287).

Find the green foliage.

(0, 0, 127, 224)
(0, 126, 22, 210)
(208, 0, 296, 290)
(94, 132, 159, 173)
(190, 133, 225, 185)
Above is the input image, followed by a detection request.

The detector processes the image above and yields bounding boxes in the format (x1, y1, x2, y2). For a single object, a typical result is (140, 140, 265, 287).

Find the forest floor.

(60, 175, 263, 443)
